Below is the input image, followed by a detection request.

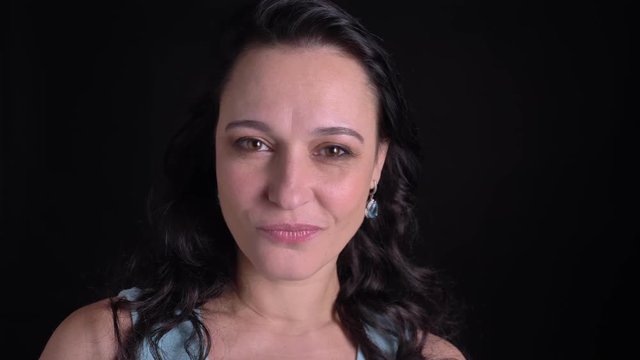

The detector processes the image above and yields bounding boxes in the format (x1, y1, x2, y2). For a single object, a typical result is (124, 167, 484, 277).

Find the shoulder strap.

(117, 288, 200, 360)
(364, 324, 399, 357)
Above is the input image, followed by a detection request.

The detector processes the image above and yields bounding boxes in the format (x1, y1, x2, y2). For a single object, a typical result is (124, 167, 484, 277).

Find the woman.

(41, 0, 465, 359)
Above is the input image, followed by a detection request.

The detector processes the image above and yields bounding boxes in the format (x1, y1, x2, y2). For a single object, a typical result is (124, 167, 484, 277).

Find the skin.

(208, 44, 388, 359)
(216, 44, 386, 284)
(39, 45, 465, 360)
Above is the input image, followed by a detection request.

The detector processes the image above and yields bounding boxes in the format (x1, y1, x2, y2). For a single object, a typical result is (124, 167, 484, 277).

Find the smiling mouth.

(257, 224, 323, 244)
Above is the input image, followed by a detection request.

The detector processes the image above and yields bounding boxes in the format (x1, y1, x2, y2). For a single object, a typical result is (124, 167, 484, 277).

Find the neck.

(229, 253, 341, 333)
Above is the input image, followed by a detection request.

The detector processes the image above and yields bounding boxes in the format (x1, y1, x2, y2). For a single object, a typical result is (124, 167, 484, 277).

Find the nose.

(266, 149, 314, 210)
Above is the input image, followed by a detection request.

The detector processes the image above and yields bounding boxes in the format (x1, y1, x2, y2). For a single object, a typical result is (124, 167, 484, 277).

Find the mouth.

(257, 223, 323, 244)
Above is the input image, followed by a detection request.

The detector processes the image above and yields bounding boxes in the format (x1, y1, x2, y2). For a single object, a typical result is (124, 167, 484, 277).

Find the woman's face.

(215, 45, 388, 281)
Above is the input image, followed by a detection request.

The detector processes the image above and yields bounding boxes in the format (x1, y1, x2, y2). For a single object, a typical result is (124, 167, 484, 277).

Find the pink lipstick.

(257, 224, 322, 244)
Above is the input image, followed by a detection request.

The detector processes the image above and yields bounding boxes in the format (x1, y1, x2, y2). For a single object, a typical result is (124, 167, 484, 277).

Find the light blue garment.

(119, 288, 397, 359)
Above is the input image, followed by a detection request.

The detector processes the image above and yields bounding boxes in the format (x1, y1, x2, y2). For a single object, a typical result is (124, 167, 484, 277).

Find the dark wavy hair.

(111, 1, 458, 359)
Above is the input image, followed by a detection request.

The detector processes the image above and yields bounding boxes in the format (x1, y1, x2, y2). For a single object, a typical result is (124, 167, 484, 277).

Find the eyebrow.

(225, 120, 364, 144)
(312, 126, 364, 144)
(225, 119, 270, 133)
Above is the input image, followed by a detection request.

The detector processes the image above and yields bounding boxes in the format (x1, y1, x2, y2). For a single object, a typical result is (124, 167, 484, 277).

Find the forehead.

(218, 44, 378, 136)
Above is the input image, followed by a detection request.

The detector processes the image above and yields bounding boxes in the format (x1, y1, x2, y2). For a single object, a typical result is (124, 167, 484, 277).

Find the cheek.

(317, 172, 370, 228)
(216, 152, 264, 209)
(215, 137, 374, 224)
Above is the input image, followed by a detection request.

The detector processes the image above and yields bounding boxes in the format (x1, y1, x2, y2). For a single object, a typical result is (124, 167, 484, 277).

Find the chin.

(246, 248, 335, 282)
(262, 258, 328, 281)
(264, 269, 317, 281)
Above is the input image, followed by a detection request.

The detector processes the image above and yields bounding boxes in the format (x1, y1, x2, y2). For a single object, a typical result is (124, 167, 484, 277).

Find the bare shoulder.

(40, 298, 132, 360)
(422, 334, 466, 360)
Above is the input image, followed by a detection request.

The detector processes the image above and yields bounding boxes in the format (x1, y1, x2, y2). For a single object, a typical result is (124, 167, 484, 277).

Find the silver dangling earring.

(365, 181, 378, 219)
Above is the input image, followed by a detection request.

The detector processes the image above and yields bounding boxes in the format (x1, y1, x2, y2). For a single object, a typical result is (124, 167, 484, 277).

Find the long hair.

(111, 1, 458, 359)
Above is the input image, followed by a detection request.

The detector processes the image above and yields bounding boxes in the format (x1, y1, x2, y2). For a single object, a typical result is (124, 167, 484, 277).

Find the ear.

(371, 140, 389, 187)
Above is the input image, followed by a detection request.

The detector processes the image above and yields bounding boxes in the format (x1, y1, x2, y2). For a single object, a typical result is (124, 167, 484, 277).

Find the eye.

(234, 137, 271, 152)
(317, 145, 352, 158)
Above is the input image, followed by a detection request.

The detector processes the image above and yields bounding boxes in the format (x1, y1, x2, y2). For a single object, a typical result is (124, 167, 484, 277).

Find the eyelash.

(234, 137, 271, 152)
(233, 137, 354, 159)
(316, 145, 352, 158)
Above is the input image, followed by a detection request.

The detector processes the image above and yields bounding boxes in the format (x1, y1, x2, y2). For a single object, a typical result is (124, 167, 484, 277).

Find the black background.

(2, 0, 635, 359)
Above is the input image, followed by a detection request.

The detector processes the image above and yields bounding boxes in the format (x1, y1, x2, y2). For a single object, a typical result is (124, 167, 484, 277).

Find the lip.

(257, 223, 323, 244)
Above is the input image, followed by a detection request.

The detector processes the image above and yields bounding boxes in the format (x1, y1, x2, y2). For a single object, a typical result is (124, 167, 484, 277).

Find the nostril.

(267, 186, 311, 210)
(266, 177, 313, 210)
